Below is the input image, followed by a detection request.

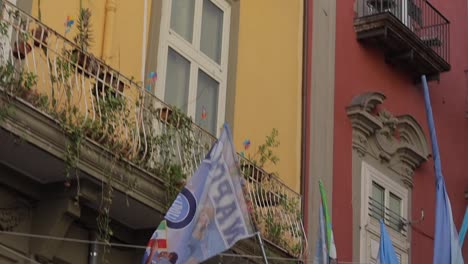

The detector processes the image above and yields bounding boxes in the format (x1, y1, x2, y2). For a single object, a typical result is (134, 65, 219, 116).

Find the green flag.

(319, 180, 337, 259)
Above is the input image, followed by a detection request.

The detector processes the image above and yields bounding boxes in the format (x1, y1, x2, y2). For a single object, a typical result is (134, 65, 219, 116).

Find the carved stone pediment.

(346, 92, 430, 187)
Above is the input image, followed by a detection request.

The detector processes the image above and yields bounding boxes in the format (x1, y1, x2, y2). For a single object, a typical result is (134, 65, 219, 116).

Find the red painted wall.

(333, 0, 468, 263)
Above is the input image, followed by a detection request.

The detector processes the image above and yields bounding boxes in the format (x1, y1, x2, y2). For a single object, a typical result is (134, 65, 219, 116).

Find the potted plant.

(72, 8, 98, 77)
(240, 128, 280, 182)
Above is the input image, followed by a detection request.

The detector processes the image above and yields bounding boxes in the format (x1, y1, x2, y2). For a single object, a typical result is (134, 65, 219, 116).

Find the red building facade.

(304, 0, 468, 263)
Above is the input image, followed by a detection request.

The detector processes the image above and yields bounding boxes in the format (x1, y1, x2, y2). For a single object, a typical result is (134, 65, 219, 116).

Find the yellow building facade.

(32, 0, 303, 191)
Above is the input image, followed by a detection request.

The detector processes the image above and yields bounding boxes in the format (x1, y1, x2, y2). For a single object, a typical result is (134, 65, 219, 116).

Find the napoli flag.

(377, 220, 399, 264)
(142, 124, 255, 264)
(422, 75, 464, 264)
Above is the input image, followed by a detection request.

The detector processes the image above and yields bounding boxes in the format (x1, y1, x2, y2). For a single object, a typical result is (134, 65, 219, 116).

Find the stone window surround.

(346, 91, 431, 263)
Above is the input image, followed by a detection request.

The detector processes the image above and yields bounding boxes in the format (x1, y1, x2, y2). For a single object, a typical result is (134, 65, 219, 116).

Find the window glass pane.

(371, 182, 385, 220)
(195, 70, 219, 134)
(389, 192, 402, 231)
(165, 48, 190, 112)
(389, 193, 401, 216)
(170, 0, 195, 42)
(200, 0, 223, 63)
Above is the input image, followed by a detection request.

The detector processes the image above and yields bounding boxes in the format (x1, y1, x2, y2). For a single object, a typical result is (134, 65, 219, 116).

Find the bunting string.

(0, 230, 369, 263)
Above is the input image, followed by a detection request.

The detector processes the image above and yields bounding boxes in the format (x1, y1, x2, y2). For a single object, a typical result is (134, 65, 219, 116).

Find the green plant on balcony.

(265, 210, 285, 247)
(242, 128, 280, 182)
(141, 106, 198, 207)
(0, 23, 37, 122)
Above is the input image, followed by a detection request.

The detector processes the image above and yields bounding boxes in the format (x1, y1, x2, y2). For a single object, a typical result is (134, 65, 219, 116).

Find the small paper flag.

(65, 16, 74, 33)
(243, 139, 251, 150)
(201, 106, 207, 120)
(148, 71, 157, 82)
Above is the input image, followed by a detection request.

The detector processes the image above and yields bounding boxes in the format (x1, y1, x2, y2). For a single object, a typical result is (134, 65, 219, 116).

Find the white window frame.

(156, 0, 231, 135)
(360, 162, 410, 264)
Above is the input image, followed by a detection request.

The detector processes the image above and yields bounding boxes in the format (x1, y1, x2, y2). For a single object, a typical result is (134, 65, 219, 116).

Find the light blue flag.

(142, 124, 255, 264)
(377, 220, 399, 264)
(421, 75, 464, 264)
(315, 203, 328, 264)
(459, 206, 468, 247)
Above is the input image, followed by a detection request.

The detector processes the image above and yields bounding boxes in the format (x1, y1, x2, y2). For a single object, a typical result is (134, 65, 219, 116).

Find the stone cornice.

(346, 92, 430, 187)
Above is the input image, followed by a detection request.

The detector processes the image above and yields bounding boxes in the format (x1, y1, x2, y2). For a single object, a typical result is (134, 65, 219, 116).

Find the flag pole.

(256, 231, 269, 264)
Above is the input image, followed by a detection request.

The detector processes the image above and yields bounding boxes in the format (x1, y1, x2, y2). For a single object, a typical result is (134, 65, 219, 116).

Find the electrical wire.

(0, 230, 370, 263)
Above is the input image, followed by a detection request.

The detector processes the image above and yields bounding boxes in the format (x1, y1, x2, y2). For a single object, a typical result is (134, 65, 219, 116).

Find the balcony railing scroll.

(0, 1, 307, 258)
(356, 0, 450, 65)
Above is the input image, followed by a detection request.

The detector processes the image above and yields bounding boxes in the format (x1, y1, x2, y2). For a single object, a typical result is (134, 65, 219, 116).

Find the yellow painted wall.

(31, 0, 151, 84)
(234, 0, 303, 192)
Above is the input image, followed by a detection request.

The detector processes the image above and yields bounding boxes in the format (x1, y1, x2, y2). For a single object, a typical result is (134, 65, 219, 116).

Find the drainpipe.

(301, 0, 310, 230)
(141, 0, 148, 84)
(102, 0, 117, 63)
(88, 232, 99, 264)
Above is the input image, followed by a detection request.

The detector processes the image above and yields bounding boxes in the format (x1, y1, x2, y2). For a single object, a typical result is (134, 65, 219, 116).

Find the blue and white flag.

(421, 75, 464, 264)
(315, 203, 328, 264)
(377, 220, 399, 264)
(142, 124, 255, 264)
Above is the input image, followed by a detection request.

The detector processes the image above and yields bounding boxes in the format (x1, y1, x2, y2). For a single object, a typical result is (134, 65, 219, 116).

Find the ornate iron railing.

(0, 1, 306, 257)
(356, 0, 450, 64)
(368, 197, 408, 236)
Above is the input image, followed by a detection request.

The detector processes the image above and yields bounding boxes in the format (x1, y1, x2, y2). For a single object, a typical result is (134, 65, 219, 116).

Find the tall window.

(360, 162, 409, 264)
(157, 0, 231, 135)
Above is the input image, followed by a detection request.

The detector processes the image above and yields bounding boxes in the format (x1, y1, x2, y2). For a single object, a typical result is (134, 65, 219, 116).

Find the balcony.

(355, 0, 450, 81)
(0, 1, 306, 260)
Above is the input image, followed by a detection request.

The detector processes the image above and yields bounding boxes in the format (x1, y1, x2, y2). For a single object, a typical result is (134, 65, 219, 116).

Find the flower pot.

(96, 72, 125, 95)
(32, 26, 49, 47)
(19, 88, 32, 100)
(240, 163, 265, 182)
(71, 49, 98, 77)
(12, 41, 32, 60)
(156, 107, 173, 123)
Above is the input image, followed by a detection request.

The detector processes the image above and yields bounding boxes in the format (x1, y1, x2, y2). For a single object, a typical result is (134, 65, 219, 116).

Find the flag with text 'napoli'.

(142, 124, 255, 264)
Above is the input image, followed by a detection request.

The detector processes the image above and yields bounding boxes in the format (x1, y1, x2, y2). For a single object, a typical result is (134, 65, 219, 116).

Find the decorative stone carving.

(0, 204, 29, 231)
(346, 92, 430, 187)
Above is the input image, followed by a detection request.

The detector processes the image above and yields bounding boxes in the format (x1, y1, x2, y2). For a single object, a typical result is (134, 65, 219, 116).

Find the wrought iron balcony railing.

(0, 1, 306, 257)
(368, 197, 408, 236)
(356, 0, 450, 67)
